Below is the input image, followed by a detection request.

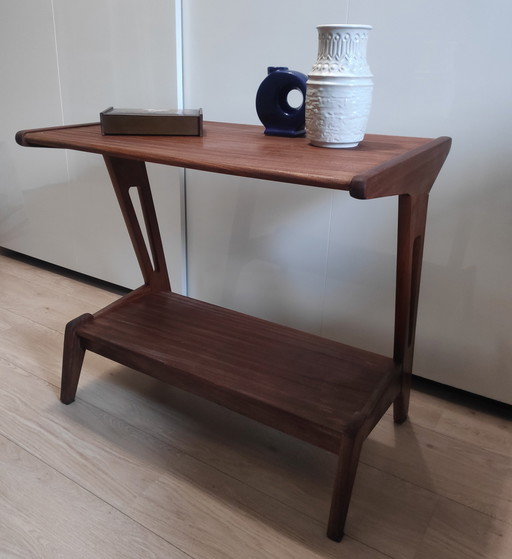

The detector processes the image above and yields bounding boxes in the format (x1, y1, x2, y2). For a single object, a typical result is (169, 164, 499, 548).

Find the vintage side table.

(16, 122, 451, 541)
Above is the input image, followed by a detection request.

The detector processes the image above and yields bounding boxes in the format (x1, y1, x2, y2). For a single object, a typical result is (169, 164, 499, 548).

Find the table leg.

(327, 434, 364, 541)
(61, 156, 172, 404)
(393, 193, 429, 423)
(60, 313, 93, 404)
(103, 156, 171, 292)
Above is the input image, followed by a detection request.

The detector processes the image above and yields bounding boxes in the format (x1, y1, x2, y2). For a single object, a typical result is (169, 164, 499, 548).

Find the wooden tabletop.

(16, 121, 451, 199)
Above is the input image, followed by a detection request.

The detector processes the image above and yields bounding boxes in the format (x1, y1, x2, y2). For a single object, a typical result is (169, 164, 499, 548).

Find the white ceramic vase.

(306, 24, 373, 148)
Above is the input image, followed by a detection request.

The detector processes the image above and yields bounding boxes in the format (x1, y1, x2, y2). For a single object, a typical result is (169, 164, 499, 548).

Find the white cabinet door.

(1, 0, 185, 292)
(347, 0, 512, 403)
(183, 0, 512, 403)
(1, 1, 71, 267)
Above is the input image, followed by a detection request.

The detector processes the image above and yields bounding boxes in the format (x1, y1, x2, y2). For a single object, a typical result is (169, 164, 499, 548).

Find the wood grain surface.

(16, 122, 450, 197)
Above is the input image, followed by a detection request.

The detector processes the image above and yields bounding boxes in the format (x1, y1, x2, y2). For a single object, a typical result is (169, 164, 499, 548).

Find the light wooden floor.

(0, 250, 511, 559)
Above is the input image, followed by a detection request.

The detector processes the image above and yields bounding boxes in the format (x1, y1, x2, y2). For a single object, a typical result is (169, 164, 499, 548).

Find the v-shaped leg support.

(103, 156, 171, 293)
(61, 156, 172, 404)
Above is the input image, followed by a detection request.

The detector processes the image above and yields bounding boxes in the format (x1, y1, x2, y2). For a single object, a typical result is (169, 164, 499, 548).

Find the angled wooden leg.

(327, 434, 364, 541)
(60, 313, 93, 404)
(393, 193, 429, 424)
(103, 156, 171, 293)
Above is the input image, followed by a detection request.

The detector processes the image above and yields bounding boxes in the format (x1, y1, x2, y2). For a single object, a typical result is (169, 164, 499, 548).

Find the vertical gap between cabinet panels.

(49, 0, 70, 179)
(175, 0, 189, 295)
(50, 0, 76, 270)
(49, 0, 65, 128)
(175, 0, 184, 110)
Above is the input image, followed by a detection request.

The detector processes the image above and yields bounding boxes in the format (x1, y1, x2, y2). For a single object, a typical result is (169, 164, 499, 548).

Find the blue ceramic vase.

(255, 67, 307, 137)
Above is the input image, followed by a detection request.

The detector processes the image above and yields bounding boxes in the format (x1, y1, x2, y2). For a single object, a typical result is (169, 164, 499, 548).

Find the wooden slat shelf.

(77, 290, 401, 453)
(17, 121, 451, 541)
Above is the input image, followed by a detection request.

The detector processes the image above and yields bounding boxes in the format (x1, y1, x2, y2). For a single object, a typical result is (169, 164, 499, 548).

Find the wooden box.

(100, 107, 203, 136)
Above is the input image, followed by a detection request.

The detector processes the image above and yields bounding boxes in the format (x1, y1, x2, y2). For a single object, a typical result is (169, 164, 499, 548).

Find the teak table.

(16, 122, 451, 541)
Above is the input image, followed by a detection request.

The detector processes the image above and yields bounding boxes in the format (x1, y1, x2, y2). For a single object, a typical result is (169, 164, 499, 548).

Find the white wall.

(1, 0, 184, 292)
(183, 0, 512, 403)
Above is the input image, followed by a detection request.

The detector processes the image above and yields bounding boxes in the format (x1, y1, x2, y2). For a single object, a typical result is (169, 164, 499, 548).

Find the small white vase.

(306, 24, 373, 148)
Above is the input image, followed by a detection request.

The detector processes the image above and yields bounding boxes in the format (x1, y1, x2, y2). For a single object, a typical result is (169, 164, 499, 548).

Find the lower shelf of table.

(76, 290, 402, 453)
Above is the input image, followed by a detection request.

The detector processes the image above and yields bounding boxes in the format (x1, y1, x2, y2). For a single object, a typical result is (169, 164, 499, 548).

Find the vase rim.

(317, 24, 372, 29)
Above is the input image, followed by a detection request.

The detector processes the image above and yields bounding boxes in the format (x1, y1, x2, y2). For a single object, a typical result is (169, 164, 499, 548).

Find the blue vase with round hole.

(255, 67, 307, 137)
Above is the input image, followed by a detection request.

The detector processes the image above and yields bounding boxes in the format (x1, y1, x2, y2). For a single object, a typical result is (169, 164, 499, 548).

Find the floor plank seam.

(72, 394, 333, 527)
(0, 426, 195, 559)
(0, 297, 71, 337)
(46, 393, 419, 556)
(0, 352, 62, 395)
(359, 428, 512, 529)
(4, 332, 510, 540)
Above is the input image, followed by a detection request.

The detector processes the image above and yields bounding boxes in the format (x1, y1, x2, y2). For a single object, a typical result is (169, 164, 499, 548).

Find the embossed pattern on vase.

(311, 30, 372, 76)
(306, 25, 373, 148)
(306, 84, 373, 147)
